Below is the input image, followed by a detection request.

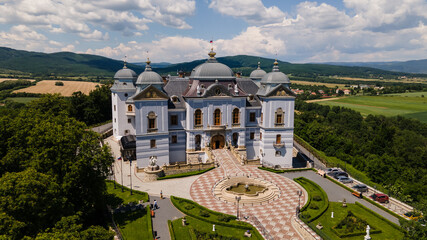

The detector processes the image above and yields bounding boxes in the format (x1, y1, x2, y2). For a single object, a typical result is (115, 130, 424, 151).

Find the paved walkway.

(190, 149, 316, 240)
(150, 196, 183, 240)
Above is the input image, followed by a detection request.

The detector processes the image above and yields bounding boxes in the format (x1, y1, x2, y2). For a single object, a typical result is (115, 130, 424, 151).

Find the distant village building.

(111, 49, 296, 169)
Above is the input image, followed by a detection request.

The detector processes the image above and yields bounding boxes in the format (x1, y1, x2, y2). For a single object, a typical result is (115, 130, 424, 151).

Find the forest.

(0, 89, 114, 239)
(295, 100, 427, 211)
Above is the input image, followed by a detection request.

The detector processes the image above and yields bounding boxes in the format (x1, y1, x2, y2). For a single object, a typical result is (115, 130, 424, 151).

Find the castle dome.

(250, 62, 267, 79)
(136, 59, 163, 85)
(190, 49, 234, 80)
(260, 60, 290, 84)
(114, 62, 137, 80)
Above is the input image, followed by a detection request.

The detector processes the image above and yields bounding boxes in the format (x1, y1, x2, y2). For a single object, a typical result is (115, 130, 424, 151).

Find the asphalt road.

(281, 171, 400, 225)
(150, 196, 184, 240)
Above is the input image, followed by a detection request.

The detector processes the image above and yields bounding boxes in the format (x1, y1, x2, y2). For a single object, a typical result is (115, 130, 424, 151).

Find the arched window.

(195, 135, 201, 151)
(214, 109, 221, 126)
(232, 108, 240, 124)
(276, 134, 281, 144)
(194, 109, 202, 126)
(148, 111, 156, 131)
(275, 108, 284, 125)
(232, 132, 238, 147)
(128, 105, 133, 112)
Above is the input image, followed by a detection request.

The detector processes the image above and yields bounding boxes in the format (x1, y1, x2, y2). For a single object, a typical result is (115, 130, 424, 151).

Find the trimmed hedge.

(105, 179, 149, 202)
(168, 220, 176, 240)
(158, 167, 215, 180)
(170, 196, 263, 239)
(331, 227, 381, 238)
(294, 177, 329, 223)
(146, 205, 154, 239)
(258, 167, 316, 173)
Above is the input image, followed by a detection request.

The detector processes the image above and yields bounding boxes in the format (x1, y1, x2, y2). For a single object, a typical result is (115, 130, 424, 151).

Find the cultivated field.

(330, 76, 427, 84)
(316, 92, 427, 123)
(14, 80, 100, 96)
(291, 80, 346, 88)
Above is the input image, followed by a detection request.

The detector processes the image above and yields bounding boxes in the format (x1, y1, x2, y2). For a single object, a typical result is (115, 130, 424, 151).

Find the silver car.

(338, 176, 353, 183)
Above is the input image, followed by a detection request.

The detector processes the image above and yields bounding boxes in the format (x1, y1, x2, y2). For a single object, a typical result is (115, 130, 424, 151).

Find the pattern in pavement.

(190, 149, 316, 240)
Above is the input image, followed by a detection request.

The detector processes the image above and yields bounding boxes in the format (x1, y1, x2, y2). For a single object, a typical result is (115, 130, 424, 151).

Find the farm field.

(316, 92, 427, 123)
(291, 80, 346, 88)
(330, 76, 427, 84)
(4, 97, 39, 104)
(14, 80, 100, 96)
(0, 78, 35, 82)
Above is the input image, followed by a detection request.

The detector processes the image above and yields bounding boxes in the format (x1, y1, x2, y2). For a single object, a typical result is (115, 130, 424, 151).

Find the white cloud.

(0, 25, 47, 50)
(209, 0, 285, 25)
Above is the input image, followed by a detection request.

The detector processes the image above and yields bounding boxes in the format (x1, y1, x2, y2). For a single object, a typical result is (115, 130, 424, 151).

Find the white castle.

(111, 50, 295, 169)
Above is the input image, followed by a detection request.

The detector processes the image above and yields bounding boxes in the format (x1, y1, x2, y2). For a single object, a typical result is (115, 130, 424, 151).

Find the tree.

(0, 169, 65, 238)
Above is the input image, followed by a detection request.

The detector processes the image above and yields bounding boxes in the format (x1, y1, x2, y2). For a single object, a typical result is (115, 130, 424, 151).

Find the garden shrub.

(309, 203, 319, 210)
(218, 214, 232, 222)
(184, 204, 195, 210)
(300, 212, 311, 220)
(198, 210, 210, 218)
(312, 194, 321, 201)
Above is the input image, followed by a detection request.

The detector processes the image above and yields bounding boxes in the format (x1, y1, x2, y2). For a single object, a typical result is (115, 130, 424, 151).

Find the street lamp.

(235, 196, 241, 220)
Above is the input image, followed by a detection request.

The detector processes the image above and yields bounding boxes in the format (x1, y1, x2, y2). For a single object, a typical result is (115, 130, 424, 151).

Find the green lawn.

(317, 93, 427, 123)
(170, 216, 260, 240)
(5, 97, 39, 103)
(114, 206, 152, 240)
(106, 181, 152, 240)
(312, 202, 404, 240)
(106, 180, 149, 207)
(294, 177, 328, 223)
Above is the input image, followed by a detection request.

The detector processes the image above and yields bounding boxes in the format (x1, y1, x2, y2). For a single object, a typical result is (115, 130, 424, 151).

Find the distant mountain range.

(324, 59, 427, 74)
(0, 47, 425, 78)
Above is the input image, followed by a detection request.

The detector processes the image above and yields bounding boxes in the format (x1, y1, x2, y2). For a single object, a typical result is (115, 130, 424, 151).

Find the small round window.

(215, 88, 221, 95)
(124, 93, 128, 97)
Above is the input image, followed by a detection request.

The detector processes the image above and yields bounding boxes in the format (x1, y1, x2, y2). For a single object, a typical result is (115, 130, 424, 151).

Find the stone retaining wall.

(163, 162, 215, 175)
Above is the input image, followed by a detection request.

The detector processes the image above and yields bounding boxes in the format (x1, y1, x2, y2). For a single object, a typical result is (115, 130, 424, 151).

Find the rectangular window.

(150, 139, 156, 148)
(171, 115, 178, 125)
(261, 113, 263, 123)
(114, 105, 116, 111)
(171, 135, 177, 144)
(149, 119, 155, 129)
(276, 135, 281, 144)
(250, 132, 254, 140)
(260, 132, 262, 140)
(276, 114, 282, 124)
(127, 118, 131, 123)
(249, 112, 256, 122)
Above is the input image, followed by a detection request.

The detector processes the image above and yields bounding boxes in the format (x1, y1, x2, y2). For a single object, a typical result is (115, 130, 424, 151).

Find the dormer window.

(127, 105, 133, 112)
(171, 96, 179, 102)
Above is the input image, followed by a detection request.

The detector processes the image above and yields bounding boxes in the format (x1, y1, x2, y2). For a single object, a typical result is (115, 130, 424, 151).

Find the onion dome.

(114, 61, 137, 80)
(260, 59, 290, 84)
(190, 49, 234, 80)
(249, 62, 266, 79)
(136, 58, 163, 85)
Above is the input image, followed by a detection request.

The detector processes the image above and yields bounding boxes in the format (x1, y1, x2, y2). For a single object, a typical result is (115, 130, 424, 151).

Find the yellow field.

(330, 76, 427, 84)
(0, 78, 35, 82)
(291, 80, 346, 88)
(14, 80, 100, 96)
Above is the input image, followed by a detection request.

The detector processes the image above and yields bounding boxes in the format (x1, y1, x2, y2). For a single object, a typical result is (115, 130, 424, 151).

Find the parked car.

(403, 211, 423, 221)
(333, 171, 348, 179)
(337, 176, 353, 183)
(352, 184, 368, 192)
(326, 168, 341, 175)
(371, 193, 389, 203)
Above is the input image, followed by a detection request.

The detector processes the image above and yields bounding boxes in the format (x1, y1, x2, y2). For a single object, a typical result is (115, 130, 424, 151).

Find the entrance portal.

(211, 135, 225, 149)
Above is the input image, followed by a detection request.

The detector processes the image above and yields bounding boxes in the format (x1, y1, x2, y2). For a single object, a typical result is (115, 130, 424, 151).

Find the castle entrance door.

(211, 135, 225, 149)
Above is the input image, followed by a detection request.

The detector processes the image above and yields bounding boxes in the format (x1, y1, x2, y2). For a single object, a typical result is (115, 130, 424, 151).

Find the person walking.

(153, 199, 158, 209)
(160, 190, 163, 199)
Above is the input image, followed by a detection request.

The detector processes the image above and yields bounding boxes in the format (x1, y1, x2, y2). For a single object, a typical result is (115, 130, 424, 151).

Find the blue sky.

(0, 0, 426, 63)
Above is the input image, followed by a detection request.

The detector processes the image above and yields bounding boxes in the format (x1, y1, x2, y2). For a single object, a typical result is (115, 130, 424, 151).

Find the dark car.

(333, 171, 348, 179)
(371, 193, 389, 203)
(352, 184, 368, 192)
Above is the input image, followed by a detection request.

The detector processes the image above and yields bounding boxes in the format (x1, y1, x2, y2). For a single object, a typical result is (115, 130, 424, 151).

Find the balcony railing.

(273, 142, 285, 148)
(126, 111, 135, 116)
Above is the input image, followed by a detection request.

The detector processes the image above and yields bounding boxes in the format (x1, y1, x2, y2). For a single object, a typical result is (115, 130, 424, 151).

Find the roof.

(164, 78, 190, 96)
(249, 62, 267, 79)
(114, 67, 137, 80)
(260, 60, 290, 84)
(120, 135, 136, 149)
(136, 60, 163, 85)
(183, 79, 247, 97)
(189, 49, 235, 81)
(110, 80, 136, 92)
(236, 78, 259, 95)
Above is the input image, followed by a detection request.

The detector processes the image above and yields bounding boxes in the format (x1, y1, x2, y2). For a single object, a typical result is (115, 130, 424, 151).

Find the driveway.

(281, 171, 400, 225)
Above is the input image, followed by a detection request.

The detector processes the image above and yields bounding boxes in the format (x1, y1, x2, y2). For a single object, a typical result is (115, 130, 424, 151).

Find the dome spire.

(145, 57, 152, 71)
(123, 55, 127, 69)
(257, 61, 261, 69)
(208, 47, 216, 59)
(272, 59, 279, 72)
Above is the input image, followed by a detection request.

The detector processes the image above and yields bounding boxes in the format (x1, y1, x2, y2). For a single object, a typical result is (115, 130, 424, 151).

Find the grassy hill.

(1, 47, 426, 79)
(156, 55, 426, 79)
(0, 47, 145, 77)
(325, 59, 427, 74)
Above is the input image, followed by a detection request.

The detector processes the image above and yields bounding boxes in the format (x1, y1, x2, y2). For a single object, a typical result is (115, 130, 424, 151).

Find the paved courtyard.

(190, 149, 314, 240)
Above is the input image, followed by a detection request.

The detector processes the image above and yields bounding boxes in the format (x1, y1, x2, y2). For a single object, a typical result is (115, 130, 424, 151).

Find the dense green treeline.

(0, 94, 115, 239)
(295, 101, 427, 209)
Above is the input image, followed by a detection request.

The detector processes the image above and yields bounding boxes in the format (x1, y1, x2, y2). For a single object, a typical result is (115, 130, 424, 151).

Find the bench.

(352, 192, 362, 198)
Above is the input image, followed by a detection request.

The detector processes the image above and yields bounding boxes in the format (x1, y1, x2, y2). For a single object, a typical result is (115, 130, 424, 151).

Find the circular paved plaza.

(190, 149, 308, 240)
